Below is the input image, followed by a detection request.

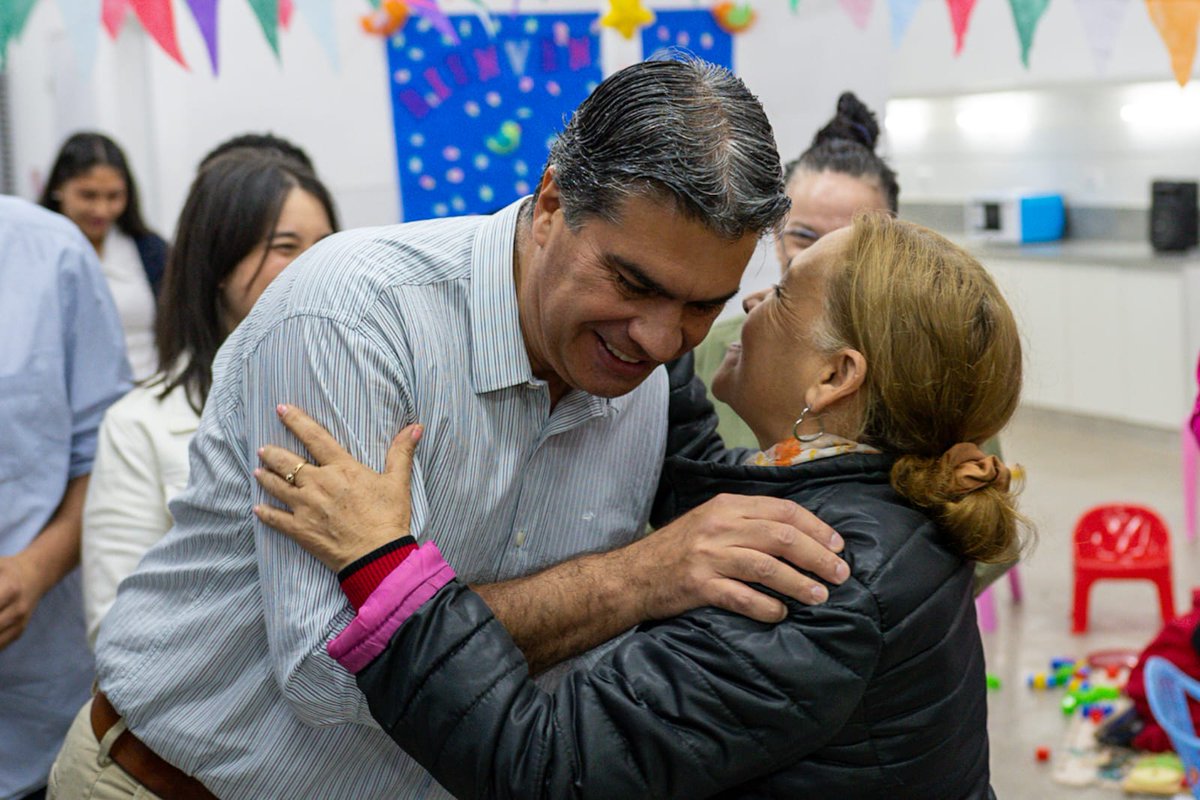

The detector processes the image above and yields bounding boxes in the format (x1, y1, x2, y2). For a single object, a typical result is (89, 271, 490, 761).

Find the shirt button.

(515, 530, 527, 547)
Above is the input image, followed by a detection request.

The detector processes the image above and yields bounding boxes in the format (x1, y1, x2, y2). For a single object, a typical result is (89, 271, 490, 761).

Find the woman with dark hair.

(80, 149, 338, 645)
(694, 92, 897, 449)
(39, 132, 169, 380)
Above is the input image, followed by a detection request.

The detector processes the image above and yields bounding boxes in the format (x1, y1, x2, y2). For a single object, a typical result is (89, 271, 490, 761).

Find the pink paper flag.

(839, 0, 874, 29)
(184, 0, 218, 73)
(130, 0, 188, 67)
(1145, 0, 1200, 86)
(946, 0, 978, 55)
(102, 0, 130, 38)
(1073, 0, 1129, 73)
(280, 0, 294, 30)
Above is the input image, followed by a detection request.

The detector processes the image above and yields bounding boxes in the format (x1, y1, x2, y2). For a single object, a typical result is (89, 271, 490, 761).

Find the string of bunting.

(1, 0, 1199, 86)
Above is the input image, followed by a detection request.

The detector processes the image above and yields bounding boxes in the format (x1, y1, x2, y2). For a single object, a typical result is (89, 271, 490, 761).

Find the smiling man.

(51, 59, 850, 800)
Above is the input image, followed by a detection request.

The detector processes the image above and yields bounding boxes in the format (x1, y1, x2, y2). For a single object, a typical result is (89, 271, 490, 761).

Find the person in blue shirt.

(0, 196, 130, 800)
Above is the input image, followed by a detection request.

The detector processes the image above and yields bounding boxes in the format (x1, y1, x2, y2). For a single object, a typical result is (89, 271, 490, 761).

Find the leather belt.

(90, 692, 219, 800)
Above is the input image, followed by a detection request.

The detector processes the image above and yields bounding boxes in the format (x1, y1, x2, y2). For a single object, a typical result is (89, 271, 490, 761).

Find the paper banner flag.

(130, 0, 188, 66)
(295, 0, 338, 67)
(1074, 0, 1128, 73)
(280, 0, 295, 29)
(888, 0, 920, 46)
(1146, 0, 1200, 86)
(945, 0, 978, 55)
(790, 0, 800, 12)
(102, 0, 130, 38)
(1008, 0, 1050, 67)
(408, 0, 460, 44)
(248, 0, 281, 55)
(0, 0, 37, 68)
(185, 0, 219, 73)
(838, 0, 874, 30)
(55, 0, 102, 73)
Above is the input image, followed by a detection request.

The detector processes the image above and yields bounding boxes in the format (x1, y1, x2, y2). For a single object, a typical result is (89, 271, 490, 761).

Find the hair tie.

(849, 121, 873, 146)
(941, 443, 1011, 495)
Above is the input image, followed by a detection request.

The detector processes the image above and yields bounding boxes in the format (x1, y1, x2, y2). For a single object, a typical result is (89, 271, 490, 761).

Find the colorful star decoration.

(600, 0, 656, 40)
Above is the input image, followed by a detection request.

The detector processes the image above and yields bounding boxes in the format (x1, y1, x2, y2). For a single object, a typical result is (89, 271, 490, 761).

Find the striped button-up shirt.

(95, 199, 668, 799)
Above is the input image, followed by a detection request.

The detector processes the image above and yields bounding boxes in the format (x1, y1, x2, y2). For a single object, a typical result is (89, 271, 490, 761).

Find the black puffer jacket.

(353, 358, 992, 799)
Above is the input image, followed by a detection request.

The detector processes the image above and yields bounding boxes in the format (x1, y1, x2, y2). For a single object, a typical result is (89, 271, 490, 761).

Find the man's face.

(519, 176, 758, 399)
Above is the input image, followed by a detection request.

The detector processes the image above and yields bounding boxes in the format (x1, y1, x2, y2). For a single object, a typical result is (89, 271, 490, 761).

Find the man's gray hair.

(542, 57, 789, 240)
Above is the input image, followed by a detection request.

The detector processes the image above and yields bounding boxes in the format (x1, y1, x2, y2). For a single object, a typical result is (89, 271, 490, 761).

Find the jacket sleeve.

(651, 355, 751, 527)
(347, 572, 881, 800)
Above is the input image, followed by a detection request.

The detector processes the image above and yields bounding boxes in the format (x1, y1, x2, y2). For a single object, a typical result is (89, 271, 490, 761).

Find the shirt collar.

(465, 198, 632, 414)
(469, 198, 536, 394)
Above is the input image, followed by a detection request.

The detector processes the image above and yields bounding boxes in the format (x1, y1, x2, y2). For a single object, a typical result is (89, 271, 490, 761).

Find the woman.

(254, 213, 1020, 798)
(694, 91, 897, 449)
(40, 132, 169, 380)
(80, 149, 338, 645)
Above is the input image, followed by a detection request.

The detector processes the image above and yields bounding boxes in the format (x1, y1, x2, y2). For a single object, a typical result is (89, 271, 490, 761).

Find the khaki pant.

(46, 700, 162, 800)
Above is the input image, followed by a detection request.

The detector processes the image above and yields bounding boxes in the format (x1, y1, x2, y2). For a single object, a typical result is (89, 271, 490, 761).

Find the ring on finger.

(284, 461, 308, 485)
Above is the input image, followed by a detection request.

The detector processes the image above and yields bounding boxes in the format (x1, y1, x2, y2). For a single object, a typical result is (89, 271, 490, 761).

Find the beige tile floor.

(983, 406, 1198, 799)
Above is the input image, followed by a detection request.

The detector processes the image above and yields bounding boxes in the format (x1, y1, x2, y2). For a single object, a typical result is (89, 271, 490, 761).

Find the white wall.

(885, 0, 1200, 208)
(7, 0, 890, 238)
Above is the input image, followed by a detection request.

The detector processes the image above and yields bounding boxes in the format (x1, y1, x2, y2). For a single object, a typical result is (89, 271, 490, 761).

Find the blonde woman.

(255, 214, 1017, 799)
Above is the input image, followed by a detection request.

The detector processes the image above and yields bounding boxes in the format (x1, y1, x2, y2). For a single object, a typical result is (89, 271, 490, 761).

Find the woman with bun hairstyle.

(252, 213, 1018, 799)
(694, 91, 897, 449)
(40, 132, 169, 380)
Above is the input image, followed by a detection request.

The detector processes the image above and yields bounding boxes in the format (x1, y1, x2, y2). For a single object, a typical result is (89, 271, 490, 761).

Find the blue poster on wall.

(640, 9, 733, 72)
(387, 13, 602, 221)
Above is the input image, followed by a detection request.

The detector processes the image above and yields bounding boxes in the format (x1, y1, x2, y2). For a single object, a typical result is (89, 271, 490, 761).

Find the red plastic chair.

(1072, 504, 1176, 634)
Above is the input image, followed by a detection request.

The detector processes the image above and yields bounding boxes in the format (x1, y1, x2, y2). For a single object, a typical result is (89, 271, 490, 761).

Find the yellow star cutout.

(601, 0, 656, 40)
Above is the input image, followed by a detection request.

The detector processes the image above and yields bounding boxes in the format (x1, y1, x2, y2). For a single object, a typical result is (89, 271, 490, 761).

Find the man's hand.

(625, 493, 849, 623)
(0, 553, 44, 650)
(0, 474, 89, 651)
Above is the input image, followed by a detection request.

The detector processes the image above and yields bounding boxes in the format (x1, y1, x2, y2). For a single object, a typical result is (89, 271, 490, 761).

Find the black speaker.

(1150, 180, 1198, 252)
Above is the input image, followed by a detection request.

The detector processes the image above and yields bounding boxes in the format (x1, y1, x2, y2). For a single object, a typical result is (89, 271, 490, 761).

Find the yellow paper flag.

(1146, 0, 1200, 86)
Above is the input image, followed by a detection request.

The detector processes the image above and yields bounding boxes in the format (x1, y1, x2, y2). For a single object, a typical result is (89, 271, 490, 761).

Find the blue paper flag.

(294, 0, 338, 69)
(887, 0, 921, 47)
(56, 0, 101, 74)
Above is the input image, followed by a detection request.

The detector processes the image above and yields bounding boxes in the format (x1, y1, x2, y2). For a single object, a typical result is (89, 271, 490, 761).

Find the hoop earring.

(791, 405, 825, 443)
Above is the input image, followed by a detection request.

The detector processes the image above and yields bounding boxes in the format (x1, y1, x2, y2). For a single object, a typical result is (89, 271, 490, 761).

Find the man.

(0, 196, 130, 800)
(51, 60, 849, 799)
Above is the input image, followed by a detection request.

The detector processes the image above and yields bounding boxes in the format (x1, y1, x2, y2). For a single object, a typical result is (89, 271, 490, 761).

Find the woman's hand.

(254, 404, 422, 573)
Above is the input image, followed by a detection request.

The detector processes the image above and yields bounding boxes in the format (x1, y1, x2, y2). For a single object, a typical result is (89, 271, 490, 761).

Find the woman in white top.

(80, 148, 338, 645)
(40, 132, 169, 380)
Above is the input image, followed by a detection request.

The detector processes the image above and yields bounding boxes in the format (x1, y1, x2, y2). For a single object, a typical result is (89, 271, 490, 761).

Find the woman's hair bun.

(811, 91, 880, 151)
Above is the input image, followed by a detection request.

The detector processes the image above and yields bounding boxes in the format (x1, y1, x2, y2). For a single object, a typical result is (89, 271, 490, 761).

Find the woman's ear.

(806, 348, 866, 414)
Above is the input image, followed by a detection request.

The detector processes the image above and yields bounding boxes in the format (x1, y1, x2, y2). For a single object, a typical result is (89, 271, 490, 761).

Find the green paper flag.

(248, 0, 280, 55)
(0, 0, 39, 69)
(791, 0, 801, 14)
(1008, 0, 1051, 67)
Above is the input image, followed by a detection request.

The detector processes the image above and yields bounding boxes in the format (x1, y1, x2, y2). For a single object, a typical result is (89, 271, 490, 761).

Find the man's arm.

(477, 493, 848, 673)
(0, 475, 88, 649)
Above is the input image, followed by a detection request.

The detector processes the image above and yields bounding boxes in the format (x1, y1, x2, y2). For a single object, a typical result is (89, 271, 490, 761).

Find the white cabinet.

(983, 258, 1190, 429)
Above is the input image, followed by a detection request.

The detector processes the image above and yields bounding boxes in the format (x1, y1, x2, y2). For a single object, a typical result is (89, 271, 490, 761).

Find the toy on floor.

(1120, 752, 1187, 796)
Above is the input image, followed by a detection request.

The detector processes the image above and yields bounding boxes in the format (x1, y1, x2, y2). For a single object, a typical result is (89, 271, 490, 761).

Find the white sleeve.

(81, 396, 174, 647)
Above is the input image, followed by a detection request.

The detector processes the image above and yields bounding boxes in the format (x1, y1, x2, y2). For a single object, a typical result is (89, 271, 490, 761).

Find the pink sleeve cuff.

(328, 542, 456, 673)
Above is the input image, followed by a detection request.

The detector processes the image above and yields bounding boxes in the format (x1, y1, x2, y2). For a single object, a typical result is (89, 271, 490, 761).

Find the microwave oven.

(966, 193, 1065, 243)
